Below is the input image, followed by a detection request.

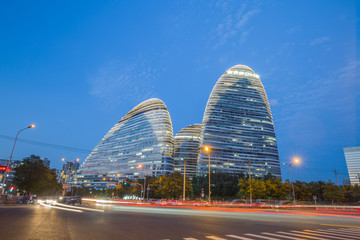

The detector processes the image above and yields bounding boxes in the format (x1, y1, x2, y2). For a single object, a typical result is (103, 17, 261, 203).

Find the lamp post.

(2, 124, 35, 194)
(284, 158, 300, 203)
(138, 164, 146, 200)
(204, 146, 211, 203)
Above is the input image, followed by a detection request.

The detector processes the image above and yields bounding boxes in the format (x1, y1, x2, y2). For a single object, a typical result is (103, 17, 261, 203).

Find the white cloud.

(269, 99, 278, 106)
(89, 59, 160, 111)
(212, 2, 260, 48)
(310, 36, 330, 46)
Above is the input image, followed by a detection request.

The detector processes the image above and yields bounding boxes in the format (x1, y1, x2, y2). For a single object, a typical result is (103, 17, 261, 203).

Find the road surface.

(0, 203, 359, 240)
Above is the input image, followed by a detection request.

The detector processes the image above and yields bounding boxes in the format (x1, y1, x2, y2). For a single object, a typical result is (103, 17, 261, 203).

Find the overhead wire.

(0, 134, 91, 153)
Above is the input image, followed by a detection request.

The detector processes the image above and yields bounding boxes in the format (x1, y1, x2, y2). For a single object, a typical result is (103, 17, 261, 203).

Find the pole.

(334, 170, 339, 186)
(208, 154, 211, 203)
(2, 127, 29, 194)
(248, 160, 252, 204)
(183, 162, 186, 202)
(144, 170, 146, 201)
(289, 164, 296, 203)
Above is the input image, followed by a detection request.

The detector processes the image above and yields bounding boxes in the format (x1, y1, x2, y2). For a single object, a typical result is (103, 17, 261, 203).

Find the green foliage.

(322, 181, 345, 204)
(13, 155, 61, 195)
(192, 172, 243, 200)
(153, 172, 192, 199)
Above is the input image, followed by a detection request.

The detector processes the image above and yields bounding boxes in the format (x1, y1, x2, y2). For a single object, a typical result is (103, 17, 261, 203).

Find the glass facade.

(199, 65, 281, 178)
(174, 124, 202, 178)
(344, 146, 360, 185)
(77, 98, 174, 188)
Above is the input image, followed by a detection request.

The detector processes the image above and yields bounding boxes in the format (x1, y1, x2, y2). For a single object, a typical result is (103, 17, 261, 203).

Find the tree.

(323, 182, 345, 204)
(13, 155, 61, 195)
(154, 172, 192, 199)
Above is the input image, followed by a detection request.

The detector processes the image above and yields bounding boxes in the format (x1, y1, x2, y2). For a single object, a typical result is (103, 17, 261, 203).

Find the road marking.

(334, 228, 360, 233)
(244, 233, 279, 240)
(315, 229, 360, 237)
(262, 232, 303, 240)
(226, 235, 254, 240)
(320, 224, 360, 229)
(276, 231, 326, 239)
(300, 230, 354, 239)
(247, 219, 280, 222)
(206, 236, 227, 240)
(183, 238, 198, 240)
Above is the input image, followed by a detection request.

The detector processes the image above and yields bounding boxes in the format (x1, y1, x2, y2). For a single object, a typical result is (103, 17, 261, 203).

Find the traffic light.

(201, 187, 204, 198)
(124, 180, 127, 186)
(9, 186, 15, 192)
(141, 187, 144, 193)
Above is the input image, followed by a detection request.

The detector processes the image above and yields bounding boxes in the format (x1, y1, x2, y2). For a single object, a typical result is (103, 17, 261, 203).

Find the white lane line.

(226, 235, 254, 240)
(315, 229, 360, 237)
(276, 231, 326, 240)
(244, 233, 279, 240)
(54, 203, 104, 212)
(300, 230, 355, 240)
(334, 228, 360, 233)
(206, 236, 227, 240)
(262, 232, 303, 240)
(183, 238, 198, 240)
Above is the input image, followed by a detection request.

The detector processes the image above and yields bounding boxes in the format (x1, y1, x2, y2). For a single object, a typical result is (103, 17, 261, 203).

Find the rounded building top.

(229, 65, 254, 72)
(119, 98, 169, 123)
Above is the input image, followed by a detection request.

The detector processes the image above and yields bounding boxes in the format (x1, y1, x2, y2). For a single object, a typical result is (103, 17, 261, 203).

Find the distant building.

(60, 160, 80, 184)
(174, 124, 202, 178)
(199, 65, 281, 178)
(0, 159, 22, 183)
(344, 146, 360, 185)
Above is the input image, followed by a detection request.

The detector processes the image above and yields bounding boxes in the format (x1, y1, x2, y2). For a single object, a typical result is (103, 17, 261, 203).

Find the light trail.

(38, 200, 83, 213)
(54, 202, 104, 212)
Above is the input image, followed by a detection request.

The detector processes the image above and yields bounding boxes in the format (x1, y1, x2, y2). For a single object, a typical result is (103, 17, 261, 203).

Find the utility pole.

(183, 162, 187, 202)
(248, 159, 252, 204)
(334, 170, 339, 186)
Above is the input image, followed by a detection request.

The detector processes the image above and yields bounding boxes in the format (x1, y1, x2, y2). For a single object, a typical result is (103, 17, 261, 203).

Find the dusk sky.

(1, 1, 358, 184)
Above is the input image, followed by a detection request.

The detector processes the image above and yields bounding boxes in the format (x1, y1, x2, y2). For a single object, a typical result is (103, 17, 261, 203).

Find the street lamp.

(2, 124, 35, 194)
(284, 157, 300, 203)
(203, 146, 211, 203)
(138, 164, 146, 200)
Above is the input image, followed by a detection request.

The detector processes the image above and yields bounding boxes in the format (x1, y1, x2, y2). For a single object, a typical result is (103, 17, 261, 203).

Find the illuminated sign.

(226, 70, 260, 79)
(0, 166, 11, 172)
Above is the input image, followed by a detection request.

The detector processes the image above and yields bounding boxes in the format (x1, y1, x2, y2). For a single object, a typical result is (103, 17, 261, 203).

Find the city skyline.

(0, 1, 358, 184)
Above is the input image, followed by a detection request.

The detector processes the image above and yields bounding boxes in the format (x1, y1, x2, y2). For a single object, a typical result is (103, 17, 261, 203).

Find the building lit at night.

(76, 98, 174, 189)
(198, 65, 281, 178)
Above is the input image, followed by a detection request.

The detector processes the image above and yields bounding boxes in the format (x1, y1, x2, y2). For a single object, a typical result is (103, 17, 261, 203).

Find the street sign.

(146, 187, 150, 191)
(106, 183, 116, 189)
(130, 183, 137, 186)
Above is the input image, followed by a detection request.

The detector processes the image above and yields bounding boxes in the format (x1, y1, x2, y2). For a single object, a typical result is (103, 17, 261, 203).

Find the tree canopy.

(12, 155, 61, 195)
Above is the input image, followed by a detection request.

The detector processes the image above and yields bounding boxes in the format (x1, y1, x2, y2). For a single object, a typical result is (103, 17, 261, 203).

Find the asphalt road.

(0, 204, 359, 240)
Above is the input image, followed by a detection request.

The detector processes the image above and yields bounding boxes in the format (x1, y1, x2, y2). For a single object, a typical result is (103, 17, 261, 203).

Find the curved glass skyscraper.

(78, 98, 174, 188)
(199, 65, 281, 178)
(174, 124, 202, 178)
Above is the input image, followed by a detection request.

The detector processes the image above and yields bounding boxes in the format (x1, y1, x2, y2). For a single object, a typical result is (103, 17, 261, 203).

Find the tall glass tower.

(77, 98, 174, 188)
(199, 65, 281, 178)
(174, 124, 202, 178)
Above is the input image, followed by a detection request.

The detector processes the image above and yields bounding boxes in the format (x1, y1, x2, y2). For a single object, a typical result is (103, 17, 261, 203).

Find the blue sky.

(0, 1, 358, 183)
